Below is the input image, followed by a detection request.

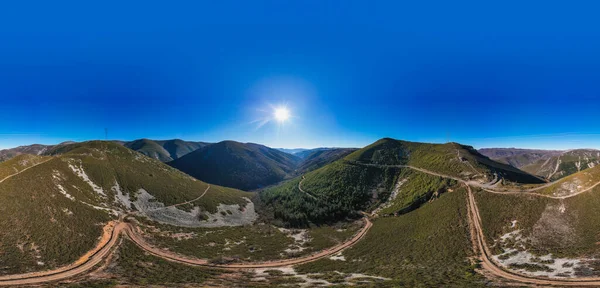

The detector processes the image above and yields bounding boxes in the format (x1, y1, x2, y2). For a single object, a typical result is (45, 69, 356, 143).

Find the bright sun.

(274, 107, 290, 122)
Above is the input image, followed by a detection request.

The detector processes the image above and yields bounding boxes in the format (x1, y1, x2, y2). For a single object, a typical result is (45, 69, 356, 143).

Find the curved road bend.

(465, 184, 600, 286)
(0, 201, 372, 286)
(0, 221, 123, 286)
(350, 162, 600, 285)
(298, 176, 317, 200)
(125, 217, 372, 269)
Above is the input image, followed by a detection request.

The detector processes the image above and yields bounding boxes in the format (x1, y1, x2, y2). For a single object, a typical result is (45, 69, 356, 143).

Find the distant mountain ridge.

(479, 147, 600, 180)
(122, 139, 210, 162)
(478, 148, 562, 167)
(276, 148, 309, 155)
(0, 142, 76, 162)
(169, 142, 361, 190)
(277, 147, 357, 159)
(169, 140, 302, 191)
(294, 148, 358, 174)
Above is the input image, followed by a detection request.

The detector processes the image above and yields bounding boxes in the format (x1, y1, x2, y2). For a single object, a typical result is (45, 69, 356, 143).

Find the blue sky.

(1, 1, 600, 150)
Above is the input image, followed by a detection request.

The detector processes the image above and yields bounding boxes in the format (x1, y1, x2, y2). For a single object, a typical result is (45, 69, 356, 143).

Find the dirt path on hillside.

(351, 161, 600, 199)
(5, 159, 600, 286)
(0, 157, 53, 184)
(351, 161, 600, 285)
(155, 185, 211, 210)
(465, 183, 600, 286)
(125, 217, 371, 269)
(0, 221, 123, 286)
(0, 185, 372, 286)
(298, 176, 317, 199)
(0, 218, 371, 286)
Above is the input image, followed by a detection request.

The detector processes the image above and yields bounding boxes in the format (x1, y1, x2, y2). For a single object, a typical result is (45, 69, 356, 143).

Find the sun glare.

(274, 107, 290, 122)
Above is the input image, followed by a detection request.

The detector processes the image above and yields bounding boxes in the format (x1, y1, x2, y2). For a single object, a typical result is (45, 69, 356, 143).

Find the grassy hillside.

(0, 141, 252, 274)
(0, 154, 50, 179)
(377, 169, 457, 215)
(123, 138, 209, 162)
(536, 163, 600, 197)
(0, 156, 111, 275)
(347, 138, 543, 184)
(294, 148, 358, 175)
(475, 185, 600, 276)
(259, 161, 399, 226)
(296, 190, 486, 287)
(169, 140, 301, 191)
(260, 138, 542, 226)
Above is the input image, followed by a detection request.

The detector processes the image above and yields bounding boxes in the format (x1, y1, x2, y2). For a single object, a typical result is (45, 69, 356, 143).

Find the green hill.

(123, 139, 209, 162)
(475, 179, 600, 277)
(0, 141, 252, 275)
(294, 148, 358, 175)
(534, 163, 600, 197)
(169, 140, 302, 191)
(0, 154, 50, 179)
(346, 138, 543, 183)
(297, 189, 485, 287)
(260, 138, 543, 226)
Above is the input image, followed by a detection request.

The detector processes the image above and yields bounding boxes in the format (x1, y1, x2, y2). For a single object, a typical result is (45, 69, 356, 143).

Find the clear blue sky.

(1, 1, 600, 150)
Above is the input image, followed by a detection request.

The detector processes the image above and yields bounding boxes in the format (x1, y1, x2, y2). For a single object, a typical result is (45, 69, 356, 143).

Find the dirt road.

(0, 221, 123, 286)
(0, 157, 53, 184)
(125, 217, 372, 269)
(0, 201, 372, 286)
(352, 161, 600, 285)
(155, 185, 211, 210)
(298, 176, 317, 199)
(4, 159, 600, 286)
(351, 161, 600, 200)
(465, 184, 600, 286)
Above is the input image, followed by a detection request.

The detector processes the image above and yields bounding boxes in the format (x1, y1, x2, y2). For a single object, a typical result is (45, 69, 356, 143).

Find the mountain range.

(1, 140, 357, 191)
(122, 139, 210, 162)
(479, 147, 600, 181)
(3, 137, 600, 286)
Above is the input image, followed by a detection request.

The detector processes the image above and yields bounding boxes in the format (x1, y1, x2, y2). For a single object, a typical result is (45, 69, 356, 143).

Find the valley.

(1, 138, 600, 286)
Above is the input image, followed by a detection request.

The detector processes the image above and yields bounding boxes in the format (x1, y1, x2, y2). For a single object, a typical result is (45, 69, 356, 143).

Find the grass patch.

(135, 217, 294, 261)
(106, 239, 223, 285)
(296, 189, 486, 287)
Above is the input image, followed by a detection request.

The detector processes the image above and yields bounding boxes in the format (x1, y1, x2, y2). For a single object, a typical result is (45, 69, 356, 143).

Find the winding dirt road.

(465, 184, 600, 286)
(0, 190, 372, 286)
(0, 157, 53, 184)
(298, 176, 317, 200)
(4, 159, 600, 286)
(350, 161, 600, 285)
(0, 221, 122, 286)
(125, 217, 371, 269)
(157, 184, 211, 210)
(351, 161, 600, 200)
